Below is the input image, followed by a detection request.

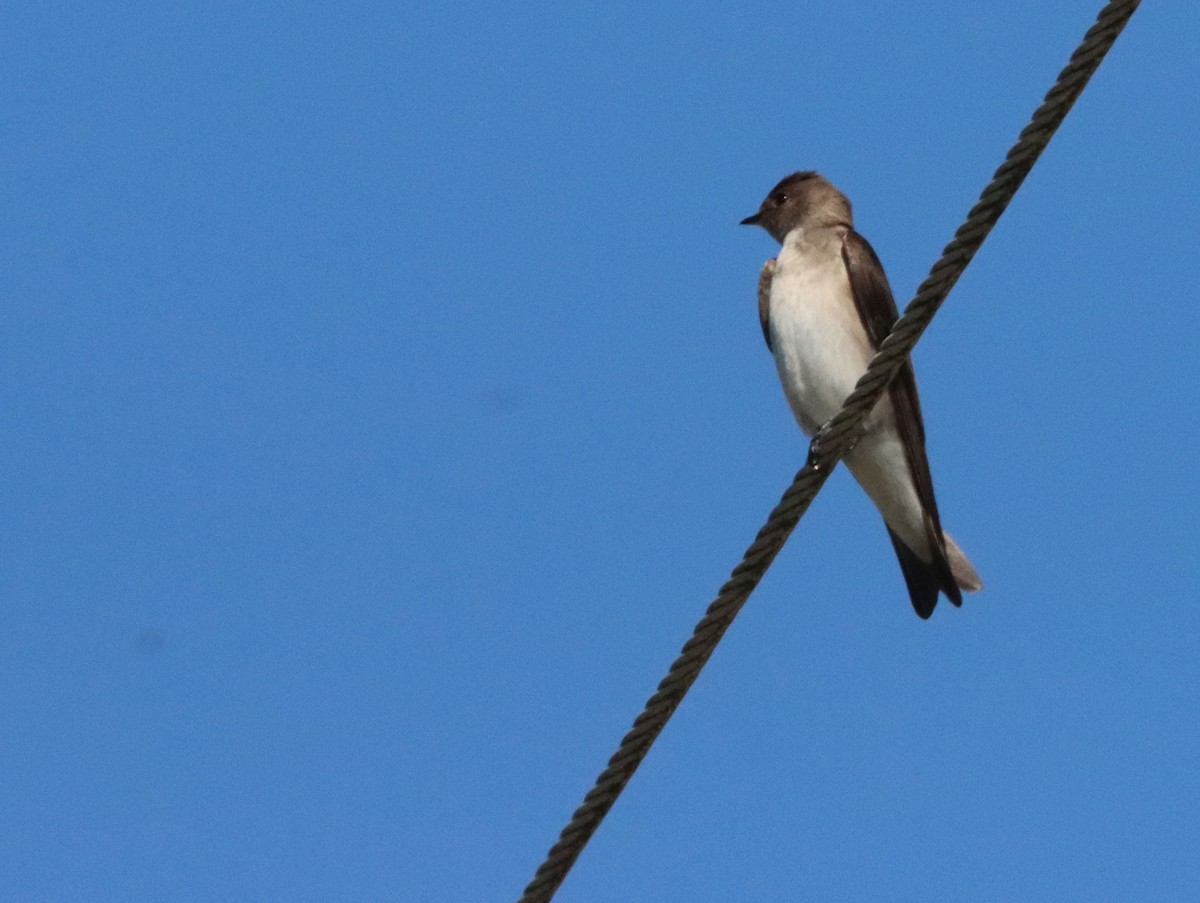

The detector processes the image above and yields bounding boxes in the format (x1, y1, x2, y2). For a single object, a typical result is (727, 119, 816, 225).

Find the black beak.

(739, 212, 761, 226)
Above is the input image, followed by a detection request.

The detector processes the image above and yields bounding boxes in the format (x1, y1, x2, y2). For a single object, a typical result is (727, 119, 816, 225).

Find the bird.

(741, 171, 981, 618)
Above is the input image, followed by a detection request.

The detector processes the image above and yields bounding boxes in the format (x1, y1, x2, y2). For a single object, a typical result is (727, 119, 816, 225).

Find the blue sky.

(3, 2, 1198, 901)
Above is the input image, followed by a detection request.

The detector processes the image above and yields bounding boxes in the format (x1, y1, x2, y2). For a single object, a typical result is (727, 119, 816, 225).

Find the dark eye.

(770, 192, 787, 207)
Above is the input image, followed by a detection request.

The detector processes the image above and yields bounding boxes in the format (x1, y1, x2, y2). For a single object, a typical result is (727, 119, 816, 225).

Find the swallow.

(742, 171, 981, 617)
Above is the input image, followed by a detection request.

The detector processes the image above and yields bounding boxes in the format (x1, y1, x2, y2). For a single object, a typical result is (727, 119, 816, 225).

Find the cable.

(517, 2, 1140, 900)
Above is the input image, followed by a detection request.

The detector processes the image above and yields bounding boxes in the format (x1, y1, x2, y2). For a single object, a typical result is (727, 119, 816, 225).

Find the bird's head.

(740, 171, 852, 243)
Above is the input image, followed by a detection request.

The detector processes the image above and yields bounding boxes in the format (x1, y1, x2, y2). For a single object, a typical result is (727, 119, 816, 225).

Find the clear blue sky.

(3, 3, 1198, 901)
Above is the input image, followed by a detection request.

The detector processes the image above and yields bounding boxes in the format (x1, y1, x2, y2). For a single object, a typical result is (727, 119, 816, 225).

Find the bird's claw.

(808, 422, 862, 469)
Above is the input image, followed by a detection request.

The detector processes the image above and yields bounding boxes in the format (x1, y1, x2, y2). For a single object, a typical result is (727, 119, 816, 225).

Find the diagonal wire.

(517, 2, 1140, 900)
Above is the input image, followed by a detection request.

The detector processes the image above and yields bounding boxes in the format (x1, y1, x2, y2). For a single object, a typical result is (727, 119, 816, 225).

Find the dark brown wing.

(757, 258, 776, 352)
(840, 230, 961, 614)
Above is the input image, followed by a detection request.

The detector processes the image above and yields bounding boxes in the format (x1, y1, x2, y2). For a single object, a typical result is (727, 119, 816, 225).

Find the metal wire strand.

(517, 2, 1140, 900)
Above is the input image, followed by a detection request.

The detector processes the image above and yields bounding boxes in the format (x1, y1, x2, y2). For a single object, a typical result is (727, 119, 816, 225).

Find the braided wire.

(517, 2, 1140, 900)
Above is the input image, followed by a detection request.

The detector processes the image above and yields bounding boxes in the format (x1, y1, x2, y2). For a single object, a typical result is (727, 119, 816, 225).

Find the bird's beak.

(739, 212, 761, 226)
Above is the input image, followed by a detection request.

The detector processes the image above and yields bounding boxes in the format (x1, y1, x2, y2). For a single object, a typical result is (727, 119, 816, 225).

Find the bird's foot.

(807, 422, 863, 468)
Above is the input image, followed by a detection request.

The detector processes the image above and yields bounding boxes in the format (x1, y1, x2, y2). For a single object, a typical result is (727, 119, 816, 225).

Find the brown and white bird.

(742, 171, 981, 618)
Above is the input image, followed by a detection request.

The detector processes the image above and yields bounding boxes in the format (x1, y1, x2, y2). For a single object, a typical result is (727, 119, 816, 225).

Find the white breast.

(768, 227, 873, 436)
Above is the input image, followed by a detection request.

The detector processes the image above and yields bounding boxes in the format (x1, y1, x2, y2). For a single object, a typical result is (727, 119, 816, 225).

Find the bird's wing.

(757, 258, 776, 352)
(840, 229, 961, 609)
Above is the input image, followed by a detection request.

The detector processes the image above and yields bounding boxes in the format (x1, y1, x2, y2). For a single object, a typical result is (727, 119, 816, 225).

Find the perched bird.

(742, 171, 981, 618)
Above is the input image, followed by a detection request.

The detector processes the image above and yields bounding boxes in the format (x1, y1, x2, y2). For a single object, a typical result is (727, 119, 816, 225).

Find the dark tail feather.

(887, 528, 962, 619)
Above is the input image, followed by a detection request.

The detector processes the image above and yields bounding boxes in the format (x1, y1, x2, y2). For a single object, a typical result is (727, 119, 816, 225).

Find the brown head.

(740, 171, 853, 244)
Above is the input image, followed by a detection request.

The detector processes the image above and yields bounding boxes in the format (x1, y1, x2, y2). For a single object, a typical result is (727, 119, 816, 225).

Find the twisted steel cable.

(517, 2, 1140, 900)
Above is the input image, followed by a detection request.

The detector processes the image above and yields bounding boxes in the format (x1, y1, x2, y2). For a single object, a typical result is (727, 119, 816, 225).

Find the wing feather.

(757, 258, 776, 352)
(840, 230, 961, 609)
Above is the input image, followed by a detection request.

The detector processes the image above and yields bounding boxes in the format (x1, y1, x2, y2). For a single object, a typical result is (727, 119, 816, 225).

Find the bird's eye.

(771, 193, 787, 207)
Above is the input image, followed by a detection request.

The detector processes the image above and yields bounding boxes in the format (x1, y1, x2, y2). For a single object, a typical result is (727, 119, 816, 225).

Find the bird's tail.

(943, 531, 983, 593)
(887, 527, 982, 619)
